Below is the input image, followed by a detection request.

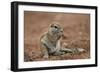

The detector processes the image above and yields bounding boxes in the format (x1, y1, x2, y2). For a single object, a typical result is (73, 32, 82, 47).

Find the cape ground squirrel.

(40, 23, 85, 59)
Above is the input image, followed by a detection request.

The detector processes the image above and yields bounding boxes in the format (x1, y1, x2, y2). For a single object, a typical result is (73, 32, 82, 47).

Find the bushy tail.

(61, 48, 85, 54)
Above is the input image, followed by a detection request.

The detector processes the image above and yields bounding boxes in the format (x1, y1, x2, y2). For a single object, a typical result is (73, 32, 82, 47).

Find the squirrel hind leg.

(60, 48, 73, 53)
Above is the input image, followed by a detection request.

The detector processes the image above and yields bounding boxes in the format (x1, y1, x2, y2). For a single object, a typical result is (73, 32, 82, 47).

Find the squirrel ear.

(50, 23, 54, 27)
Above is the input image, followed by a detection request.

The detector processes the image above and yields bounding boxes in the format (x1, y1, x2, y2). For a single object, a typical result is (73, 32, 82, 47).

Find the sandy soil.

(24, 11, 90, 62)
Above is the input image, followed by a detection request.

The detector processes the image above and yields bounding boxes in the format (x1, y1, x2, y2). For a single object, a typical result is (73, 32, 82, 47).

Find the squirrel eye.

(54, 26, 58, 28)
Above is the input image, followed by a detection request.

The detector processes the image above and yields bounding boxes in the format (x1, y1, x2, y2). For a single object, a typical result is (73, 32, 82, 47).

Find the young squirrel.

(40, 23, 85, 59)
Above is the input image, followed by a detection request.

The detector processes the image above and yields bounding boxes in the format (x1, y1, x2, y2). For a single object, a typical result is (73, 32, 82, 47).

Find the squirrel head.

(48, 23, 63, 37)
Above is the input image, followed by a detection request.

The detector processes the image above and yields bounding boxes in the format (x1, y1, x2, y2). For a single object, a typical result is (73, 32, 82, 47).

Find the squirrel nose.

(60, 29, 63, 32)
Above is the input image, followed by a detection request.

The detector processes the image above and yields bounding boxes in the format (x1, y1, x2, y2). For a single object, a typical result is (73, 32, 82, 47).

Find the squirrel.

(40, 23, 85, 59)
